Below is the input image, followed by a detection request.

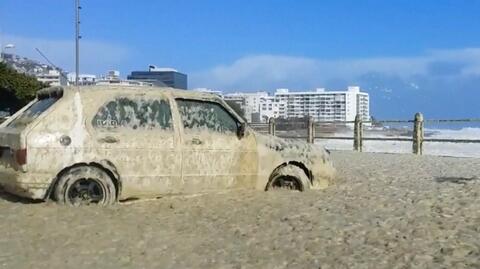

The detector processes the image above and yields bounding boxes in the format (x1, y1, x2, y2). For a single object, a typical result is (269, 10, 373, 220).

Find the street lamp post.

(75, 0, 81, 86)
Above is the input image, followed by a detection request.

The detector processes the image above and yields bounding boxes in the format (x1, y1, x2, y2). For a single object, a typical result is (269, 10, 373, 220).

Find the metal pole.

(75, 0, 80, 86)
(0, 26, 3, 62)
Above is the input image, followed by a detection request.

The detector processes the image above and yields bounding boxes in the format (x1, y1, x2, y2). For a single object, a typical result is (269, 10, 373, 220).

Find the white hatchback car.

(0, 86, 335, 205)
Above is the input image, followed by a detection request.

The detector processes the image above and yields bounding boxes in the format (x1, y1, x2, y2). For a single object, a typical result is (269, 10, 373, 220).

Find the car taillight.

(15, 148, 27, 165)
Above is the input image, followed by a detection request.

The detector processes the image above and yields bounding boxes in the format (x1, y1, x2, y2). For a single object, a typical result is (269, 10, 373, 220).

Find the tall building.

(190, 86, 369, 123)
(269, 86, 369, 122)
(127, 65, 187, 89)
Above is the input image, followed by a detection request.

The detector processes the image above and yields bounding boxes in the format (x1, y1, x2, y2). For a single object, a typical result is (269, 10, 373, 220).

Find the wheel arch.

(265, 161, 313, 191)
(45, 160, 122, 201)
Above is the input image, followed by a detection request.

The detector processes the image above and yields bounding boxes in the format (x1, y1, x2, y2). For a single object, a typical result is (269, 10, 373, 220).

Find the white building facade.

(36, 70, 68, 86)
(190, 86, 369, 124)
(223, 92, 269, 122)
(258, 96, 281, 122)
(259, 86, 369, 123)
(67, 73, 97, 86)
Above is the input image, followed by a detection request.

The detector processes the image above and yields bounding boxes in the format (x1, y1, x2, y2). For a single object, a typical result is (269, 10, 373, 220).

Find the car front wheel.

(54, 166, 116, 206)
(266, 165, 311, 191)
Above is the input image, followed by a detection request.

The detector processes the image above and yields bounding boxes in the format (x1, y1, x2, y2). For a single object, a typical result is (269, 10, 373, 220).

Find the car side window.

(176, 99, 238, 134)
(92, 97, 172, 130)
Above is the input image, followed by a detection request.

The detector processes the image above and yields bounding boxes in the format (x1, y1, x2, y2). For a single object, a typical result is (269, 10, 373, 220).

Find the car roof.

(38, 85, 246, 123)
(55, 85, 219, 100)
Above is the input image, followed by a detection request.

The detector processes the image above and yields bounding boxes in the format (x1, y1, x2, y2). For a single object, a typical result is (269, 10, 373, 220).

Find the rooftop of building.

(128, 65, 187, 76)
(274, 86, 366, 95)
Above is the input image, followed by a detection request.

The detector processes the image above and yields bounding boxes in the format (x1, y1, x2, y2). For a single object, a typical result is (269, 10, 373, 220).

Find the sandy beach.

(1, 151, 480, 268)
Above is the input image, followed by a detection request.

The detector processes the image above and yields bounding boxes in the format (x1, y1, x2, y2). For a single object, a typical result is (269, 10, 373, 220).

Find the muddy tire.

(266, 165, 311, 191)
(54, 166, 116, 206)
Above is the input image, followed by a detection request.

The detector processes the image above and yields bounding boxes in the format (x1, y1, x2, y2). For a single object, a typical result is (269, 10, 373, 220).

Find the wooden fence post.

(354, 114, 363, 152)
(268, 118, 276, 136)
(413, 112, 424, 155)
(307, 117, 315, 144)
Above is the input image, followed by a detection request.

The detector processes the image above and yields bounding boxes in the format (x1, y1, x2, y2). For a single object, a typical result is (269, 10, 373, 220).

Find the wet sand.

(1, 151, 480, 268)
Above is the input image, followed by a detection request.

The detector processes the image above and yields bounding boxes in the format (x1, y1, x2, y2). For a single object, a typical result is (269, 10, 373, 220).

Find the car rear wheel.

(266, 165, 311, 191)
(54, 166, 116, 206)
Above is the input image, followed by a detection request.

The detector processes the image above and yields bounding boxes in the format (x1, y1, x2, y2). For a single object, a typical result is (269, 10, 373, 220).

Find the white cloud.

(192, 55, 319, 90)
(1, 34, 130, 74)
(190, 48, 480, 91)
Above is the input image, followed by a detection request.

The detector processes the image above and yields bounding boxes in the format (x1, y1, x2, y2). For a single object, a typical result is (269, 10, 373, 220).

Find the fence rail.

(250, 113, 480, 155)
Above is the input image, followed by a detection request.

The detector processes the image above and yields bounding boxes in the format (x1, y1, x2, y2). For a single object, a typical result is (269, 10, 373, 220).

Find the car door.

(88, 92, 182, 198)
(175, 98, 257, 192)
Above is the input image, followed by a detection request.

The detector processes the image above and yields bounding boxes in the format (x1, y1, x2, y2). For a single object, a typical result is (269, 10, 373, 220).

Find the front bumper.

(310, 161, 336, 190)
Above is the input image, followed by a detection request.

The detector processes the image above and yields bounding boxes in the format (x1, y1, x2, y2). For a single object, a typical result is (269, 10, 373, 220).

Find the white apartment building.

(67, 73, 97, 86)
(258, 96, 281, 122)
(259, 86, 369, 123)
(36, 70, 68, 86)
(223, 92, 268, 122)
(190, 86, 369, 123)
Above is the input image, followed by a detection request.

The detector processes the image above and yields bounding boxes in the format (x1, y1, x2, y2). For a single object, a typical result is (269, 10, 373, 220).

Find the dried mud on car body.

(1, 151, 480, 268)
(0, 86, 335, 200)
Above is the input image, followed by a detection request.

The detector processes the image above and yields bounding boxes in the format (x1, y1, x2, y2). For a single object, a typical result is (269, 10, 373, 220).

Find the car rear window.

(7, 97, 59, 129)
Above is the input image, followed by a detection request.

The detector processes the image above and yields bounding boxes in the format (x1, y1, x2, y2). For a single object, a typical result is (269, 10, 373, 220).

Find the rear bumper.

(0, 170, 50, 200)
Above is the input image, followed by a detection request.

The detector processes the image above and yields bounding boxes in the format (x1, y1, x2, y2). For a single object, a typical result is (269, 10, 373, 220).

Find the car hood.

(255, 133, 330, 161)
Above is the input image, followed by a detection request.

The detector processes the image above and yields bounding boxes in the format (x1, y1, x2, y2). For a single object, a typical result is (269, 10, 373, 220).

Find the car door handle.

(98, 136, 120, 144)
(191, 138, 203, 145)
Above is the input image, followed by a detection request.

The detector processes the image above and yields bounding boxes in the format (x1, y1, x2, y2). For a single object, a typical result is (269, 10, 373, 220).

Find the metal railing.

(250, 113, 480, 155)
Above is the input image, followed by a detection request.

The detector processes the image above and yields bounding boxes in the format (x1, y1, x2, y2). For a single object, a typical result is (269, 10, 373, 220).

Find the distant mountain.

(0, 53, 61, 76)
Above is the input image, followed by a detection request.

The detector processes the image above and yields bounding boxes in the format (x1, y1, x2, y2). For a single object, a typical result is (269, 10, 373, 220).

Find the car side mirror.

(237, 122, 246, 138)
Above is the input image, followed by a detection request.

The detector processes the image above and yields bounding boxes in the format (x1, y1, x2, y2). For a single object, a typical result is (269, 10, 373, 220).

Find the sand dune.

(1, 151, 480, 268)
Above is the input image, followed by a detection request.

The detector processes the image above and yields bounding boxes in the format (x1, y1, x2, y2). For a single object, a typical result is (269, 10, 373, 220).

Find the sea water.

(316, 122, 480, 158)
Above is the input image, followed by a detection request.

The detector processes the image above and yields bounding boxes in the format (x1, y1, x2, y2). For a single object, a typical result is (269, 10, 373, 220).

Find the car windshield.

(7, 97, 59, 130)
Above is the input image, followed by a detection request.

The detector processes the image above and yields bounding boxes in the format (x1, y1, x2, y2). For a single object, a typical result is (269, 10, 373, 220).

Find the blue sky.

(1, 0, 480, 118)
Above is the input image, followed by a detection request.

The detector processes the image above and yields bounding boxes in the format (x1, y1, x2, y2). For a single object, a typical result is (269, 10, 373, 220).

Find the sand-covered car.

(0, 85, 335, 205)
